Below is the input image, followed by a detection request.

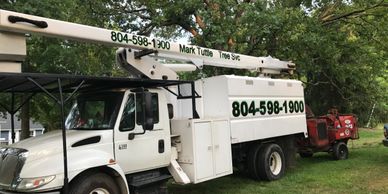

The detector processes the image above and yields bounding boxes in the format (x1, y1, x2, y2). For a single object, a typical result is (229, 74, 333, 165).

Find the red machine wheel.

(332, 142, 348, 160)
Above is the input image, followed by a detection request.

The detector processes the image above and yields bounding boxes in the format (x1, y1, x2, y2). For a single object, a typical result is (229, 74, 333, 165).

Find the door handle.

(158, 139, 165, 153)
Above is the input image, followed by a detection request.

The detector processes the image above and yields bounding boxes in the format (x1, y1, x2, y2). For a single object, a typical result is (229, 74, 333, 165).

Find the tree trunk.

(20, 96, 30, 140)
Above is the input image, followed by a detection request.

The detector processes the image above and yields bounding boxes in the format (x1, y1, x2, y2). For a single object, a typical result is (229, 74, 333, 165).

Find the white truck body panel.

(171, 119, 233, 184)
(177, 75, 308, 144)
(168, 75, 307, 184)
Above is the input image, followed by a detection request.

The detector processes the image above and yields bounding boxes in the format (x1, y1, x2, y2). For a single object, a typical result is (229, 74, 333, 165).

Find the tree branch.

(319, 0, 342, 21)
(194, 13, 206, 30)
(322, 71, 351, 101)
(176, 22, 199, 37)
(322, 0, 387, 25)
(227, 37, 234, 51)
(138, 23, 155, 36)
(340, 19, 388, 50)
(133, 12, 151, 20)
(301, 80, 330, 86)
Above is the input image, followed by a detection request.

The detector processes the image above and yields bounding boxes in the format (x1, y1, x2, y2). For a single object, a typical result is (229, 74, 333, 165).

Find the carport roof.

(0, 72, 190, 93)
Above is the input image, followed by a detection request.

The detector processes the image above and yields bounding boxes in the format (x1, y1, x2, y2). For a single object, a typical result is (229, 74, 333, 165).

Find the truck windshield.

(65, 92, 124, 130)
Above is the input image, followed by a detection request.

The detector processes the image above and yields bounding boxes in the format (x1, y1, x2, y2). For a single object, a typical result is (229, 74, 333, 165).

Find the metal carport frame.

(0, 72, 196, 194)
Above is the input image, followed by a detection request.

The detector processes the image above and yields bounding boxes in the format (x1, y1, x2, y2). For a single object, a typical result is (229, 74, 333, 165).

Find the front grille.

(0, 148, 28, 190)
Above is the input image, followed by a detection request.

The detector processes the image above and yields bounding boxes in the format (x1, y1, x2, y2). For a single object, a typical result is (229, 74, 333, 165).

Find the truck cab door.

(114, 90, 171, 174)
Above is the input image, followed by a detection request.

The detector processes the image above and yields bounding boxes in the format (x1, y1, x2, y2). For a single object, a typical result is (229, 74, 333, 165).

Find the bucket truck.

(0, 9, 307, 194)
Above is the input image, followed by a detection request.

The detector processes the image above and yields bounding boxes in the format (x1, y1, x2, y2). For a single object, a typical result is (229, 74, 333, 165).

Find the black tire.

(69, 172, 120, 194)
(247, 144, 262, 180)
(332, 142, 348, 160)
(299, 152, 313, 158)
(257, 144, 285, 181)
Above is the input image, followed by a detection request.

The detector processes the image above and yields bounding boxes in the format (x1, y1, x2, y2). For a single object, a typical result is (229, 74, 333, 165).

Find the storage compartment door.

(212, 120, 233, 175)
(194, 122, 214, 180)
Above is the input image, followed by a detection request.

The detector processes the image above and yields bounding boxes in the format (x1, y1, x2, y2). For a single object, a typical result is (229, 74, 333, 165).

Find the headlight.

(16, 175, 55, 191)
(0, 147, 6, 155)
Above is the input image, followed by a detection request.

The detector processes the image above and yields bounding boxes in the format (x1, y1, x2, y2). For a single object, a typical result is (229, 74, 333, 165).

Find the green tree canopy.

(114, 0, 387, 124)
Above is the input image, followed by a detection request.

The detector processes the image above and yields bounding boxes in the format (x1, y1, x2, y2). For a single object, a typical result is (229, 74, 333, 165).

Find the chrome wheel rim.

(269, 152, 282, 175)
(90, 188, 110, 194)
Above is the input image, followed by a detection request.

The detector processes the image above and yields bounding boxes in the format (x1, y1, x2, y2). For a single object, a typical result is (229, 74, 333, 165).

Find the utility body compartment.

(171, 119, 233, 183)
(176, 75, 308, 144)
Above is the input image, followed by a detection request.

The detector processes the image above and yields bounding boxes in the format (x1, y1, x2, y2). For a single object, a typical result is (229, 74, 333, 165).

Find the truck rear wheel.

(69, 172, 120, 194)
(257, 143, 285, 181)
(332, 142, 348, 160)
(247, 144, 262, 180)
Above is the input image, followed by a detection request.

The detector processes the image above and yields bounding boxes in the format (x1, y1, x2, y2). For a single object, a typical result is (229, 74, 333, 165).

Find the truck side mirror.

(142, 92, 154, 131)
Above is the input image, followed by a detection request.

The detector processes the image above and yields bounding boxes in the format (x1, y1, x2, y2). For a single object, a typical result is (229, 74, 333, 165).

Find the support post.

(10, 92, 15, 143)
(10, 112, 15, 144)
(58, 78, 69, 194)
(26, 76, 77, 193)
(191, 82, 199, 119)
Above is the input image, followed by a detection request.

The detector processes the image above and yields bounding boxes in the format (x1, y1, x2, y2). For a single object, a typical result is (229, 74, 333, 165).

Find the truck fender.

(66, 151, 129, 194)
(104, 163, 130, 194)
(68, 164, 129, 194)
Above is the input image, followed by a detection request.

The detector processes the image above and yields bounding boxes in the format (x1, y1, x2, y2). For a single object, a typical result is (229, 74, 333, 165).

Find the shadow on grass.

(169, 170, 277, 194)
(296, 152, 334, 166)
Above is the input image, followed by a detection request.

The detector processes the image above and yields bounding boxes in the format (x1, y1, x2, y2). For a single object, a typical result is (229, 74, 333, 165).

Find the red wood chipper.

(297, 107, 359, 160)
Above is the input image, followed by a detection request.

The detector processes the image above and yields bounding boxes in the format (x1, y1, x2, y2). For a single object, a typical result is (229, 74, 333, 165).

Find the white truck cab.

(0, 87, 175, 193)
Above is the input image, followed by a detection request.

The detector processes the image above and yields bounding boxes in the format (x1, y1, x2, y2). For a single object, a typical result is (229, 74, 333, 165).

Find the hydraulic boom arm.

(0, 9, 295, 79)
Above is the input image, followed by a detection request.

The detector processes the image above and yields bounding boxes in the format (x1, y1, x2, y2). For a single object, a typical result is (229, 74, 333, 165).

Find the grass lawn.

(169, 124, 388, 194)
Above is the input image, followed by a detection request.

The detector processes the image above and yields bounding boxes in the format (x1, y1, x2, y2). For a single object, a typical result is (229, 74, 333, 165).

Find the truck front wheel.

(69, 172, 120, 194)
(257, 143, 285, 181)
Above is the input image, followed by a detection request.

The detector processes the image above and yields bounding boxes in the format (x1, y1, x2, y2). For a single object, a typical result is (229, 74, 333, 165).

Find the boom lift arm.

(0, 9, 295, 79)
